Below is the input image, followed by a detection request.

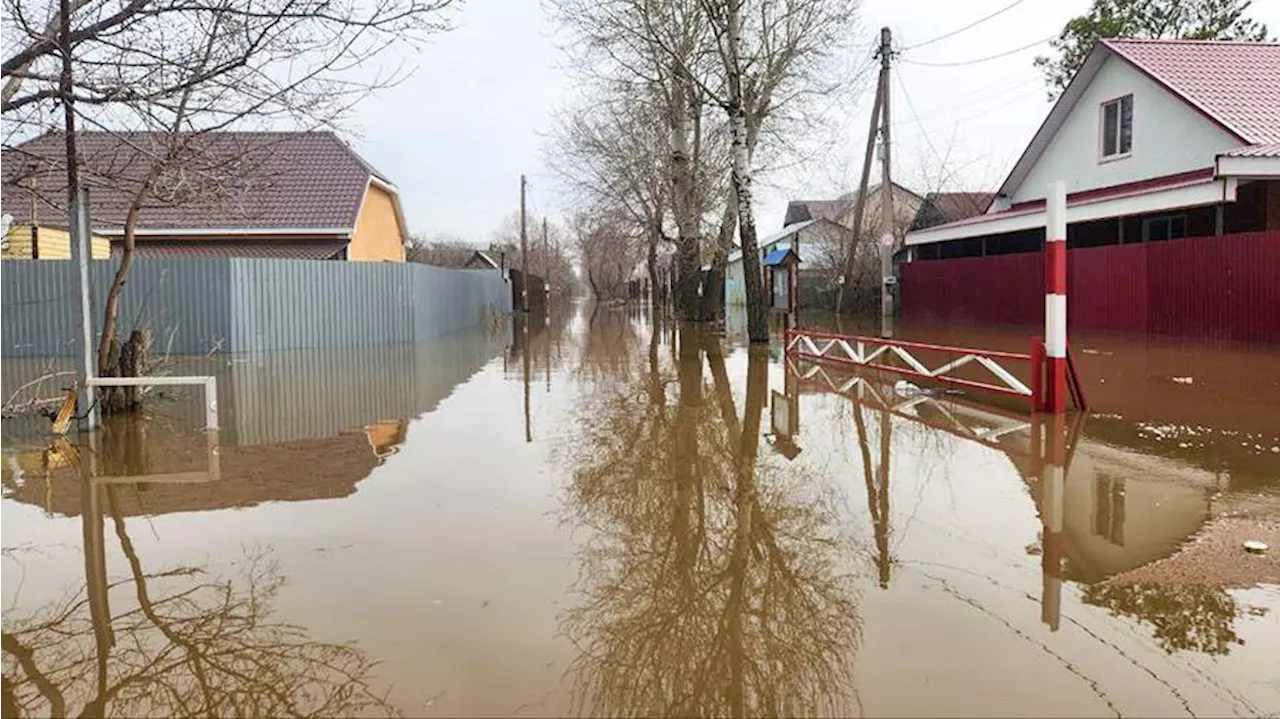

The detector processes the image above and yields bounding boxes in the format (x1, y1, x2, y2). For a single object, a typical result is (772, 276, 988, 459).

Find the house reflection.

(783, 356, 1246, 656)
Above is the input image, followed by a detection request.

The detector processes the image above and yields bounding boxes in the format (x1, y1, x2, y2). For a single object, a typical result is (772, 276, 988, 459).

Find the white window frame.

(1099, 94, 1133, 162)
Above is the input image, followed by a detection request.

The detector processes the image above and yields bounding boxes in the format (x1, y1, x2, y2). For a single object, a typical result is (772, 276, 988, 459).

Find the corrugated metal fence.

(900, 229, 1280, 343)
(1, 258, 512, 357)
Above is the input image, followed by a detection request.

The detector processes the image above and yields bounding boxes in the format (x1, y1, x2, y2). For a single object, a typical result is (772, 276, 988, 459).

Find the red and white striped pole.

(1043, 180, 1068, 414)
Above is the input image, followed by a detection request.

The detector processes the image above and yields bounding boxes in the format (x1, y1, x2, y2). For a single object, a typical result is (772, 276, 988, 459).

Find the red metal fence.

(900, 230, 1280, 343)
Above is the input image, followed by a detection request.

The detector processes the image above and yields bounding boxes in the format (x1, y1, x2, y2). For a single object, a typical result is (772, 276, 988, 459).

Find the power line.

(890, 75, 1042, 129)
(902, 34, 1055, 67)
(901, 0, 1027, 51)
(894, 67, 943, 168)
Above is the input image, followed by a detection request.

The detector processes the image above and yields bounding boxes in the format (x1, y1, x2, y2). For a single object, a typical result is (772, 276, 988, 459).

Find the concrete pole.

(520, 175, 529, 313)
(878, 26, 896, 338)
(1044, 181, 1068, 414)
(70, 187, 97, 430)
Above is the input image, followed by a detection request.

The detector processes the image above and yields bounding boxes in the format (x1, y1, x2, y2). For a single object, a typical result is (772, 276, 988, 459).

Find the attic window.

(1100, 94, 1133, 159)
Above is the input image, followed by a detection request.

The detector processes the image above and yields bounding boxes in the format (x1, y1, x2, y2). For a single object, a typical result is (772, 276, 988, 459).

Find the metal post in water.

(70, 186, 98, 430)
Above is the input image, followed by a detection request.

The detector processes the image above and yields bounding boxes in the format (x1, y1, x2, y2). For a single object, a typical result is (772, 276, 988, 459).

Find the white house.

(905, 39, 1279, 258)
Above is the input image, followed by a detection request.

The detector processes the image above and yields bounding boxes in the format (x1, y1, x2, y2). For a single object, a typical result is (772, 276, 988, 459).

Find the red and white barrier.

(1041, 180, 1068, 414)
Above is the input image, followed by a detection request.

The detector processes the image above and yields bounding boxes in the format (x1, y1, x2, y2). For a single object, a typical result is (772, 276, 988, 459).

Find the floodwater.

(3, 302, 1279, 717)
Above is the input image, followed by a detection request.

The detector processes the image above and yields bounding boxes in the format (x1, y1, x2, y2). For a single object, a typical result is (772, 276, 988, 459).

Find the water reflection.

(561, 317, 863, 718)
(1, 434, 394, 718)
(785, 354, 1264, 658)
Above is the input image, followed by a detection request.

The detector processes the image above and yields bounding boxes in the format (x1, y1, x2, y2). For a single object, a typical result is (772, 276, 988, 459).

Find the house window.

(1141, 214, 1186, 242)
(1093, 475, 1125, 547)
(1100, 94, 1133, 159)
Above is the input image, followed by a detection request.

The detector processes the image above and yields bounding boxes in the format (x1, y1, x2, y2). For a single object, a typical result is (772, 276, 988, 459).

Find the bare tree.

(2, 0, 455, 408)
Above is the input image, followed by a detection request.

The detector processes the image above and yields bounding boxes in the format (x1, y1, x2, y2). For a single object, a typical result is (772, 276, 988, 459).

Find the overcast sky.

(349, 0, 1280, 244)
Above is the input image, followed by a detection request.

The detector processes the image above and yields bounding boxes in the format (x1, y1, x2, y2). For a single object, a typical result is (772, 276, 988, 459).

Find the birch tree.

(698, 0, 859, 341)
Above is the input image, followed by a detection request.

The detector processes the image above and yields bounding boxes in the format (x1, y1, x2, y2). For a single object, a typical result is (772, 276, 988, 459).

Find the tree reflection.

(1081, 583, 1244, 656)
(2, 446, 396, 718)
(562, 323, 862, 718)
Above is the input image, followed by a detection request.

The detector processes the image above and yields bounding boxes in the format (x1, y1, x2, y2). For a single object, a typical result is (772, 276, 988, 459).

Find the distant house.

(465, 251, 501, 270)
(909, 192, 995, 231)
(1, 131, 408, 261)
(784, 182, 924, 241)
(721, 218, 849, 307)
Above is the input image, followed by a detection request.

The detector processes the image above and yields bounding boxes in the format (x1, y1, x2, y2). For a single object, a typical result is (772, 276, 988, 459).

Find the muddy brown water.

(3, 302, 1278, 717)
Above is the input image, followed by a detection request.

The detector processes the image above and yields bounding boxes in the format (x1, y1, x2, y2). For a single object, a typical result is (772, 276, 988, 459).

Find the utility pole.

(542, 215, 549, 300)
(878, 26, 896, 338)
(520, 174, 529, 313)
(837, 29, 887, 316)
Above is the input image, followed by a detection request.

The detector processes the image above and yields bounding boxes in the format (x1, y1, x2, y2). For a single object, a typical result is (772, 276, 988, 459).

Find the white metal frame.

(786, 330, 1033, 399)
(85, 375, 218, 429)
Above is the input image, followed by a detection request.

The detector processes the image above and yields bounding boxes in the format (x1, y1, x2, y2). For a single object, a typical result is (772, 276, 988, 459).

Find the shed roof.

(1, 131, 389, 234)
(762, 248, 800, 266)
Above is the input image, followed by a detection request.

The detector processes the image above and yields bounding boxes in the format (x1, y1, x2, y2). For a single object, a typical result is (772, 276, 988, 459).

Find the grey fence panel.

(1, 259, 232, 357)
(4, 258, 512, 358)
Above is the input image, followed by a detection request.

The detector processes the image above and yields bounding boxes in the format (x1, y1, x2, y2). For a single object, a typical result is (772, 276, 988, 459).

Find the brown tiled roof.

(909, 191, 995, 230)
(115, 240, 349, 260)
(2, 131, 384, 233)
(783, 199, 849, 226)
(1102, 39, 1280, 144)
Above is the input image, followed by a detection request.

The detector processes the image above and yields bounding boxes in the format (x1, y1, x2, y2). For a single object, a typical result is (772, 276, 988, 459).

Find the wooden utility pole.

(520, 174, 529, 313)
(542, 216, 549, 298)
(878, 26, 896, 337)
(837, 28, 887, 316)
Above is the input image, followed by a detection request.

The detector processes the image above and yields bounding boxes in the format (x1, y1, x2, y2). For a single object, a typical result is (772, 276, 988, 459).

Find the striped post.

(1038, 412, 1066, 632)
(1044, 181, 1068, 414)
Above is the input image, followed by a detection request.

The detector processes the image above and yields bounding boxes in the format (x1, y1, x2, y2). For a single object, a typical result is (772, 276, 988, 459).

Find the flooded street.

(3, 302, 1279, 717)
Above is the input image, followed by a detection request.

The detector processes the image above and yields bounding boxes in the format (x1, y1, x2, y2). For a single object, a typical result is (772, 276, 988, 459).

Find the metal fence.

(1, 258, 512, 357)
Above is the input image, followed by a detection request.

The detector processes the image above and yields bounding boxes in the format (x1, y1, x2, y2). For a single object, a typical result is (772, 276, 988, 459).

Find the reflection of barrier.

(788, 357, 1033, 453)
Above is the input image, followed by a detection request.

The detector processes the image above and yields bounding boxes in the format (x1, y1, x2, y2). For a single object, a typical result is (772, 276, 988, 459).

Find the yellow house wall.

(348, 184, 406, 262)
(3, 225, 110, 259)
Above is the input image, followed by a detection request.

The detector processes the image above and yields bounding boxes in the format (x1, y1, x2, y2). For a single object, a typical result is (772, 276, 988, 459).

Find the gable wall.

(350, 184, 406, 262)
(1011, 55, 1242, 205)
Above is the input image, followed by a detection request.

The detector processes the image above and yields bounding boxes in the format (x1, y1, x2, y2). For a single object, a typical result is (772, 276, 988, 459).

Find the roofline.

(993, 39, 1252, 202)
(97, 227, 353, 237)
(907, 173, 1233, 245)
(1215, 153, 1280, 178)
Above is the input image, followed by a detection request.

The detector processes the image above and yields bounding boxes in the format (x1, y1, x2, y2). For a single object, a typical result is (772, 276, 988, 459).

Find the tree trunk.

(724, 0, 767, 343)
(699, 196, 737, 322)
(669, 65, 702, 321)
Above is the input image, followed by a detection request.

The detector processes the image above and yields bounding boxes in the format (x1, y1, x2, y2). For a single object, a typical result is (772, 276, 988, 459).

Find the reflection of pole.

(876, 405, 892, 588)
(523, 317, 531, 443)
(1037, 411, 1066, 631)
(79, 433, 115, 699)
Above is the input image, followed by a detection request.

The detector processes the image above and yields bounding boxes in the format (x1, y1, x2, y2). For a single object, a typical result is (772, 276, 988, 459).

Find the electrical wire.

(901, 34, 1055, 67)
(894, 67, 943, 168)
(901, 0, 1027, 51)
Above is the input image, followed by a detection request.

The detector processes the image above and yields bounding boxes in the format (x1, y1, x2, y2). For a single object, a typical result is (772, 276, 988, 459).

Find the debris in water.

(1172, 376, 1194, 385)
(894, 380, 922, 396)
(1243, 540, 1268, 555)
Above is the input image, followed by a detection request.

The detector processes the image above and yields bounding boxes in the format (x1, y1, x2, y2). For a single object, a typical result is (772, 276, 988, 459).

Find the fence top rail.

(87, 375, 215, 386)
(785, 327, 1033, 362)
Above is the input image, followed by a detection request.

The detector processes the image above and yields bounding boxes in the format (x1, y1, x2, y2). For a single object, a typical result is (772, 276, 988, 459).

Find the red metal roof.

(1222, 142, 1280, 158)
(2, 131, 383, 233)
(1101, 39, 1280, 144)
